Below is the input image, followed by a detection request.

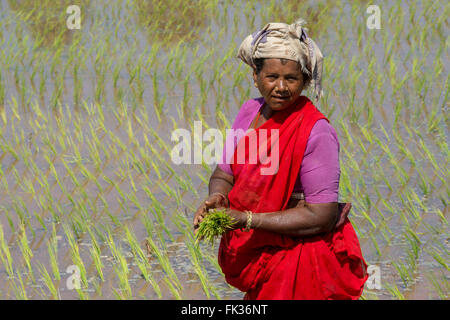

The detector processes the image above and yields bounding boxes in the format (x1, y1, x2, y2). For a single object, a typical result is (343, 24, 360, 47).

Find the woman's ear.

(253, 70, 258, 87)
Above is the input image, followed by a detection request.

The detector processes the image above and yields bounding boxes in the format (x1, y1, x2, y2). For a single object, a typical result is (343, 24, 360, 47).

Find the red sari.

(218, 96, 367, 299)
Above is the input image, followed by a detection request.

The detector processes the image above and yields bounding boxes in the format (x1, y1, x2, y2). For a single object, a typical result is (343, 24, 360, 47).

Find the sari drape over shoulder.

(218, 96, 368, 299)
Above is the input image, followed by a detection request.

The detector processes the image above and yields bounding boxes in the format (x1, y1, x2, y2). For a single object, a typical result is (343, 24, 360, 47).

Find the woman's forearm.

(206, 166, 338, 237)
(250, 203, 338, 237)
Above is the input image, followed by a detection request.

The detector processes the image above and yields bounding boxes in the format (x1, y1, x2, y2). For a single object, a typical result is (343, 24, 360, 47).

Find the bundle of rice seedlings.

(195, 209, 236, 245)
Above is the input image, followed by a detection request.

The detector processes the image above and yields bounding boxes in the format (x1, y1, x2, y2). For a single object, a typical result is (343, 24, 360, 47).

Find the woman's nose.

(275, 79, 287, 91)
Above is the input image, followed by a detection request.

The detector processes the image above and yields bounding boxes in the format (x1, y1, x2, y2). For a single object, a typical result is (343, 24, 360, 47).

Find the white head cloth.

(237, 19, 324, 100)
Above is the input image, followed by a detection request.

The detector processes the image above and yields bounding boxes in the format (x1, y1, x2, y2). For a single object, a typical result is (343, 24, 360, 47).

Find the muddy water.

(0, 0, 448, 299)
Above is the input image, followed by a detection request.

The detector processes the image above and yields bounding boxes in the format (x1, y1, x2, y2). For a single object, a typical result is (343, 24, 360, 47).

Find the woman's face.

(253, 58, 304, 111)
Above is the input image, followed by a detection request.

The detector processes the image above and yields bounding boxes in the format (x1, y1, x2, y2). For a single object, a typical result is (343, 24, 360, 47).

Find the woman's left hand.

(218, 207, 247, 230)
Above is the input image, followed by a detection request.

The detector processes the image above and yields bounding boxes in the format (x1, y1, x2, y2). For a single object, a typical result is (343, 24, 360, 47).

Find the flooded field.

(0, 0, 448, 299)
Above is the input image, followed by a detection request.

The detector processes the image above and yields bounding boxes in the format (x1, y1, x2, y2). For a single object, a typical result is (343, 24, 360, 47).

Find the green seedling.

(195, 209, 237, 246)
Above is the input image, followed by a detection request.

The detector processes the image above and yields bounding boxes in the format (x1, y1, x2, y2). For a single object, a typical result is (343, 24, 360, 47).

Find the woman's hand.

(193, 193, 229, 232)
(222, 208, 247, 230)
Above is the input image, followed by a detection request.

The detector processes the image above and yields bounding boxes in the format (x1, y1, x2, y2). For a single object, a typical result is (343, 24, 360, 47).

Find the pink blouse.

(219, 97, 340, 203)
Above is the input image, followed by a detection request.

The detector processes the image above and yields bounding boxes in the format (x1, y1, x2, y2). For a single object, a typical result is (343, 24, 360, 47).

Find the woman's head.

(237, 19, 323, 101)
(253, 58, 306, 111)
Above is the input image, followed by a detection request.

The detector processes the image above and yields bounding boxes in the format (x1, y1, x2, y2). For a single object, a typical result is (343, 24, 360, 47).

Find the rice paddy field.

(0, 0, 448, 300)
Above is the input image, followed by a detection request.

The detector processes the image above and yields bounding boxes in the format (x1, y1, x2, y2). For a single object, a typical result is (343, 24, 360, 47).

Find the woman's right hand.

(193, 193, 229, 233)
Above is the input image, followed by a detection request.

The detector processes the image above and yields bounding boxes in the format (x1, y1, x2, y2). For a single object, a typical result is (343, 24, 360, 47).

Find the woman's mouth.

(272, 95, 290, 102)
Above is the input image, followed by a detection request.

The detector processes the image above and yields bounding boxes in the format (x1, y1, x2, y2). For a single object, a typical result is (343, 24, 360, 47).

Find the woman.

(193, 19, 368, 300)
